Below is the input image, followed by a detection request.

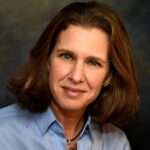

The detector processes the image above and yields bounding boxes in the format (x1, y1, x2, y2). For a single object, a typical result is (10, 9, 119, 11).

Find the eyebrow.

(56, 48, 107, 65)
(57, 49, 73, 55)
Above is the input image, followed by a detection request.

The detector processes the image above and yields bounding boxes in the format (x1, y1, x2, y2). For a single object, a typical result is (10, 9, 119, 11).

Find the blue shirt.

(0, 104, 131, 150)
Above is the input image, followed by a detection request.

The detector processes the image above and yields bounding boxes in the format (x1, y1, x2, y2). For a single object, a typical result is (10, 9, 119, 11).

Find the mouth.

(62, 86, 85, 92)
(62, 86, 86, 98)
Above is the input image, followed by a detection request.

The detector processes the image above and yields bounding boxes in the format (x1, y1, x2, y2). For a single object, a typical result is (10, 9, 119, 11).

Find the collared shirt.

(0, 104, 131, 150)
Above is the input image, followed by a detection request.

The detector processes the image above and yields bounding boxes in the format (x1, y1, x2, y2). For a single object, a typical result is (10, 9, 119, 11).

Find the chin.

(64, 103, 88, 112)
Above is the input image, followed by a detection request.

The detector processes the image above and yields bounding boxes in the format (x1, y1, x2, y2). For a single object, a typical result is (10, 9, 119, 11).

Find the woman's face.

(48, 25, 110, 114)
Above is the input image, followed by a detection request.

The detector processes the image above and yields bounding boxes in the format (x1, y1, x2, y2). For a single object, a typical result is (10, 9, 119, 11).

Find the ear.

(103, 73, 112, 87)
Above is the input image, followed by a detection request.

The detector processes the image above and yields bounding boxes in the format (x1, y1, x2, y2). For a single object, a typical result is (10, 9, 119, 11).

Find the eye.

(88, 60, 101, 67)
(59, 53, 73, 60)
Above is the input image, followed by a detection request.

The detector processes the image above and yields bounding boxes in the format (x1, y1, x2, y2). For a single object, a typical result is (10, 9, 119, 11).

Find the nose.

(68, 62, 84, 84)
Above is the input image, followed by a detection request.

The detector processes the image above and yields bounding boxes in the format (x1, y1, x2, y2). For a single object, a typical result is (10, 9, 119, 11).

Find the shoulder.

(0, 103, 27, 117)
(0, 103, 35, 129)
(0, 104, 41, 149)
(0, 103, 29, 120)
(91, 120, 125, 135)
(90, 121, 131, 150)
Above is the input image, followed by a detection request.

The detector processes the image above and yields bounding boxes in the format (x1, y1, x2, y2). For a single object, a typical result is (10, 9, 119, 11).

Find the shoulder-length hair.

(8, 1, 139, 125)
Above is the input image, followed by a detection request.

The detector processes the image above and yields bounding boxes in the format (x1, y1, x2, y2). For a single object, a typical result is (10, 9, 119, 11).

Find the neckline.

(66, 125, 84, 143)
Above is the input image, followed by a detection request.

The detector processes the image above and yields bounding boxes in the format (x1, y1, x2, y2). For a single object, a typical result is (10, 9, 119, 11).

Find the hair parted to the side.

(8, 1, 139, 125)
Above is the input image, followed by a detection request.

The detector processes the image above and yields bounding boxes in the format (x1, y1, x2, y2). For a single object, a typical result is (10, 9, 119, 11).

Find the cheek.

(87, 73, 106, 101)
(48, 60, 71, 82)
(86, 70, 107, 90)
(49, 63, 62, 83)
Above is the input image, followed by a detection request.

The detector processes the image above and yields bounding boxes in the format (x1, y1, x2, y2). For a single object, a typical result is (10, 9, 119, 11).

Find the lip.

(62, 86, 86, 92)
(62, 86, 86, 97)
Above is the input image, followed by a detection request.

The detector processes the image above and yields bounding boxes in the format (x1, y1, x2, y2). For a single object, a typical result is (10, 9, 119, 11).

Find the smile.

(62, 86, 86, 98)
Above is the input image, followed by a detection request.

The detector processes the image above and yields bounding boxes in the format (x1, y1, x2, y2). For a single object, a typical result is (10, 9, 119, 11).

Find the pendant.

(67, 140, 77, 150)
(68, 148, 76, 150)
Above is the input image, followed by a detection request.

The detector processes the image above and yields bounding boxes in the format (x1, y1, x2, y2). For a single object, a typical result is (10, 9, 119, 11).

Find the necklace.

(66, 128, 83, 150)
(66, 134, 79, 150)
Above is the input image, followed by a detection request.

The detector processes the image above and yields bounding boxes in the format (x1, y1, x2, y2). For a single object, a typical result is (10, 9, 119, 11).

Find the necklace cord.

(66, 125, 84, 143)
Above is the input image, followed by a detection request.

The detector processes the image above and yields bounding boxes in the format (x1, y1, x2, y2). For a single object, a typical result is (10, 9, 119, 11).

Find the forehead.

(53, 25, 109, 60)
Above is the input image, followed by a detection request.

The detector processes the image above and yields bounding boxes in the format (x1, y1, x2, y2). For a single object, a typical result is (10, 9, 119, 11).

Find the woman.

(0, 1, 139, 150)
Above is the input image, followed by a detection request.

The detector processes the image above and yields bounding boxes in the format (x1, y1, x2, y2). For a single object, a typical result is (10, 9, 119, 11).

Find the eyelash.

(59, 53, 73, 60)
(88, 60, 101, 67)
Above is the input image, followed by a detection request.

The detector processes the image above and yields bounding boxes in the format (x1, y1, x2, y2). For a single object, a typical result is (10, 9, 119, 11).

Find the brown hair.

(8, 1, 139, 125)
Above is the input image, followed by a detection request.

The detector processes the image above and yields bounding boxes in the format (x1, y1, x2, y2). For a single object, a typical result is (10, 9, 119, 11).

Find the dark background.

(0, 0, 149, 149)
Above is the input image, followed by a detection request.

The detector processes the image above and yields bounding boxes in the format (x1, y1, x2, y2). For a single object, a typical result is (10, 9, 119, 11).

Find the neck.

(51, 103, 86, 139)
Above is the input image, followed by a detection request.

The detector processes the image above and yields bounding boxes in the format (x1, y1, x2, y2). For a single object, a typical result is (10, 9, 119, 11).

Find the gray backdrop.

(0, 0, 150, 149)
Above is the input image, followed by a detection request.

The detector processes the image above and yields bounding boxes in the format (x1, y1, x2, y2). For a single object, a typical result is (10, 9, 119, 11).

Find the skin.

(48, 25, 110, 140)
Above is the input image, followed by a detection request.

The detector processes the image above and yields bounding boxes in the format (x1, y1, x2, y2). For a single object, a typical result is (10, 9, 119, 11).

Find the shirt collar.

(32, 107, 93, 139)
(79, 115, 92, 140)
(32, 107, 56, 136)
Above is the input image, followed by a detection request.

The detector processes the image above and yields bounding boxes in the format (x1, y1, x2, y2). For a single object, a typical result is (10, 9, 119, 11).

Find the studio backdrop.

(0, 0, 149, 149)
